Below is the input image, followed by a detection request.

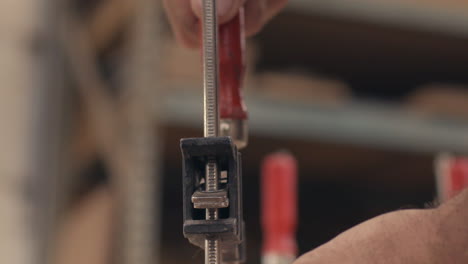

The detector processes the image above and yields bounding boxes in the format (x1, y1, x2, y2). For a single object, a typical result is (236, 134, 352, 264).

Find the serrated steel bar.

(202, 0, 220, 264)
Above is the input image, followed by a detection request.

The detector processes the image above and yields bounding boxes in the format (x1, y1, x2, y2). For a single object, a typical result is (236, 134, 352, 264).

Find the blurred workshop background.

(2, 0, 468, 263)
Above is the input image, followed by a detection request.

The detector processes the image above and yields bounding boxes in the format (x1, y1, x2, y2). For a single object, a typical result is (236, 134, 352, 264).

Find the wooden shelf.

(161, 90, 468, 154)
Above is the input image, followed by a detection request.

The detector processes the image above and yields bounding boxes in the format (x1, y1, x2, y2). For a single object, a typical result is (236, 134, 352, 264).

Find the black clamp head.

(180, 137, 245, 263)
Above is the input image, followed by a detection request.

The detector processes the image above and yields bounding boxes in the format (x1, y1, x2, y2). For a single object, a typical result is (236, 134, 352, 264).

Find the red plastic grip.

(436, 155, 468, 202)
(261, 152, 298, 257)
(449, 158, 468, 198)
(218, 9, 248, 120)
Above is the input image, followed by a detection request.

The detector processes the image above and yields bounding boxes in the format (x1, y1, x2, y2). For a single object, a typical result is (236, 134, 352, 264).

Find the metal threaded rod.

(206, 239, 220, 264)
(205, 159, 219, 222)
(205, 158, 220, 264)
(205, 163, 221, 260)
(202, 0, 220, 263)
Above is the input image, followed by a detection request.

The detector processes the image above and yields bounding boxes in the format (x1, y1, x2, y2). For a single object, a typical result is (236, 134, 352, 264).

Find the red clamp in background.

(261, 151, 298, 264)
(436, 153, 468, 202)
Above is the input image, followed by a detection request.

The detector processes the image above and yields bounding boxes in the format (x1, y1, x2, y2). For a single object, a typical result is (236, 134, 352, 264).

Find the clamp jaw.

(181, 137, 246, 263)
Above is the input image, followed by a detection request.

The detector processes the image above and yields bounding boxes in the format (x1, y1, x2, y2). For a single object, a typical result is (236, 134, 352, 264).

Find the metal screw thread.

(205, 158, 219, 262)
(206, 239, 220, 264)
(205, 158, 219, 220)
(205, 159, 218, 192)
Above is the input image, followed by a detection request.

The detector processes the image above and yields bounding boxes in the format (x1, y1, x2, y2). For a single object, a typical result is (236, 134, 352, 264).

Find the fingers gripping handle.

(219, 9, 248, 149)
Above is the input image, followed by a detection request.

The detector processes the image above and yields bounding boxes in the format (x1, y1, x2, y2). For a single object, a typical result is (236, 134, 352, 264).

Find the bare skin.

(162, 0, 289, 48)
(294, 189, 468, 264)
(54, 188, 468, 263)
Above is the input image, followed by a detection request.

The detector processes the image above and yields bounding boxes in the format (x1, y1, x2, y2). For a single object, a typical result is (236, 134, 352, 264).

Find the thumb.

(191, 0, 245, 24)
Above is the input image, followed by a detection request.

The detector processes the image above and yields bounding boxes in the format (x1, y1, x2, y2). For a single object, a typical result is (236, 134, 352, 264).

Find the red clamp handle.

(199, 9, 248, 148)
(219, 8, 248, 121)
(436, 154, 468, 202)
(261, 152, 298, 258)
(449, 158, 468, 198)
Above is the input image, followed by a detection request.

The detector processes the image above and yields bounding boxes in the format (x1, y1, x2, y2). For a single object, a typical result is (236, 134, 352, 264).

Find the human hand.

(162, 0, 288, 48)
(294, 190, 468, 264)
